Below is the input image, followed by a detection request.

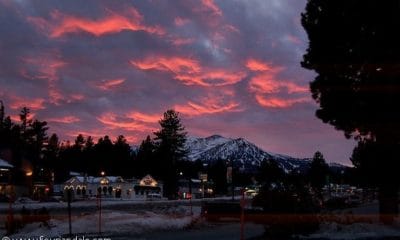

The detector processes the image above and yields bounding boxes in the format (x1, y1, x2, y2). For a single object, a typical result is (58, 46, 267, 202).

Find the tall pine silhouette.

(302, 0, 400, 223)
(154, 109, 188, 199)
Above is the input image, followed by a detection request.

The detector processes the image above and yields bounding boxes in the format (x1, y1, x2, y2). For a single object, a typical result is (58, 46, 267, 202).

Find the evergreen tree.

(94, 135, 114, 175)
(85, 136, 94, 149)
(302, 0, 400, 223)
(136, 135, 156, 177)
(74, 134, 85, 151)
(154, 109, 188, 199)
(257, 158, 285, 185)
(113, 135, 132, 177)
(43, 133, 60, 175)
(207, 159, 228, 195)
(308, 151, 329, 192)
(0, 100, 4, 127)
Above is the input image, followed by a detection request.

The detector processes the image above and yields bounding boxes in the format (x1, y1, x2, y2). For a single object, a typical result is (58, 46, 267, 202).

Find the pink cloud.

(174, 17, 190, 26)
(246, 59, 309, 109)
(96, 78, 126, 91)
(131, 56, 245, 86)
(97, 113, 152, 131)
(246, 59, 278, 72)
(131, 56, 201, 74)
(9, 113, 36, 123)
(21, 55, 67, 105)
(9, 96, 46, 110)
(255, 95, 309, 108)
(201, 0, 223, 16)
(170, 37, 196, 46)
(48, 116, 80, 124)
(175, 95, 242, 117)
(126, 112, 161, 123)
(174, 70, 245, 87)
(28, 8, 164, 38)
(69, 94, 85, 101)
(286, 34, 302, 45)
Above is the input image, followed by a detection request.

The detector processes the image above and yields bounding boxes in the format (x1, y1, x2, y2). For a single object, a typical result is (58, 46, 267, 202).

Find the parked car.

(15, 197, 36, 204)
(146, 193, 162, 200)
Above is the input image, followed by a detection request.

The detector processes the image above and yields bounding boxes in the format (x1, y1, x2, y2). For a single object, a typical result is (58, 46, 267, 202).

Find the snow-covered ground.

(5, 206, 201, 238)
(300, 201, 400, 239)
(303, 220, 400, 239)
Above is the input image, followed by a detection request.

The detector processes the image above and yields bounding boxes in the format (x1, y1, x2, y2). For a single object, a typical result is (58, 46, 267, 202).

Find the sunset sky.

(0, 0, 356, 164)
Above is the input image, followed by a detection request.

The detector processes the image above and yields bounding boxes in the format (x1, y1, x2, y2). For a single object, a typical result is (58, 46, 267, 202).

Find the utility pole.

(231, 159, 234, 201)
(6, 172, 14, 235)
(67, 189, 72, 237)
(189, 178, 193, 215)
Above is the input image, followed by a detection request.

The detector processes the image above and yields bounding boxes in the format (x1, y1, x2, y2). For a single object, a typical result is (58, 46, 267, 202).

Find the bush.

(252, 184, 321, 237)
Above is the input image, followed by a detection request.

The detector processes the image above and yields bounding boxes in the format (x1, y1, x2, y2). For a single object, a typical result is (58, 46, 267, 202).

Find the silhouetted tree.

(302, 0, 400, 223)
(351, 139, 379, 186)
(257, 158, 285, 185)
(154, 109, 188, 199)
(94, 135, 114, 175)
(113, 135, 132, 177)
(43, 133, 59, 167)
(74, 134, 85, 151)
(136, 135, 156, 177)
(207, 159, 228, 195)
(308, 151, 329, 193)
(85, 136, 94, 149)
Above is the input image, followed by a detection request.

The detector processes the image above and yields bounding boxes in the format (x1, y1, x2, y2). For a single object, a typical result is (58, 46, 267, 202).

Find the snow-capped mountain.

(186, 135, 313, 173)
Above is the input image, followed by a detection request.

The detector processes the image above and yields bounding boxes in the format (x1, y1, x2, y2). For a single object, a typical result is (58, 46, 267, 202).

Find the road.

(101, 222, 265, 240)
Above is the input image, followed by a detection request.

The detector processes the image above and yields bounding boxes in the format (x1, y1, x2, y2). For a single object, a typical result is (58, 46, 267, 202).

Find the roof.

(66, 175, 124, 184)
(69, 171, 80, 176)
(0, 158, 13, 168)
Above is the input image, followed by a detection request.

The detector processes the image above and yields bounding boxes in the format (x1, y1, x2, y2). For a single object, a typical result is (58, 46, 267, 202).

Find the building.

(178, 178, 214, 199)
(63, 174, 163, 200)
(0, 158, 13, 197)
(134, 174, 162, 198)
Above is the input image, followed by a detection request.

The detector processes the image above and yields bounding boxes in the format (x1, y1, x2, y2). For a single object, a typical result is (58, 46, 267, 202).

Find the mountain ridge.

(186, 135, 347, 173)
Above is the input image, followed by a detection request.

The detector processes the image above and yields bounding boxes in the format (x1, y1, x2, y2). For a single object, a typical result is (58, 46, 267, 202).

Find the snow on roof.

(107, 176, 123, 183)
(76, 176, 85, 183)
(69, 171, 80, 176)
(92, 176, 123, 183)
(65, 175, 128, 184)
(0, 158, 13, 168)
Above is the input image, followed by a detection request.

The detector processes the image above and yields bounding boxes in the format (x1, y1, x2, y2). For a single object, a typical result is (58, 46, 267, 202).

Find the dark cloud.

(0, 0, 356, 164)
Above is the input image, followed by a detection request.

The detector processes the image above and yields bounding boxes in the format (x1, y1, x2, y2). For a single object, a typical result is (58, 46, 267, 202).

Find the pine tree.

(136, 135, 156, 177)
(302, 0, 400, 223)
(113, 135, 132, 177)
(308, 151, 329, 192)
(154, 109, 188, 199)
